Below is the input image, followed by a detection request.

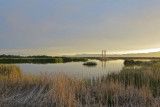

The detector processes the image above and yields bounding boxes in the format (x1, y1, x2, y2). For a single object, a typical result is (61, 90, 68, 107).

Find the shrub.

(83, 62, 97, 66)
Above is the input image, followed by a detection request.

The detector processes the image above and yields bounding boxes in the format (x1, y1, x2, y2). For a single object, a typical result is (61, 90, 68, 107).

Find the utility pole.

(104, 50, 106, 58)
(102, 50, 104, 58)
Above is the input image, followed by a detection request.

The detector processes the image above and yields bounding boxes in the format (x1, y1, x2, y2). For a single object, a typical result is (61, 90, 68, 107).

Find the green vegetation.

(0, 58, 63, 64)
(62, 57, 88, 62)
(0, 54, 88, 64)
(106, 65, 160, 97)
(0, 54, 53, 58)
(0, 63, 160, 106)
(124, 60, 143, 66)
(124, 59, 154, 66)
(83, 62, 97, 66)
(0, 64, 22, 80)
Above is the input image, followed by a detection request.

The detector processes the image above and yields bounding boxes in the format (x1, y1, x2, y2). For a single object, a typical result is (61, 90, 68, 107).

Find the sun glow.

(101, 48, 160, 55)
(125, 48, 160, 54)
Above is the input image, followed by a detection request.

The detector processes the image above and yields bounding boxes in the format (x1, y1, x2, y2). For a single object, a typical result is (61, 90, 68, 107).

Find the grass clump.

(83, 62, 97, 66)
(0, 64, 22, 80)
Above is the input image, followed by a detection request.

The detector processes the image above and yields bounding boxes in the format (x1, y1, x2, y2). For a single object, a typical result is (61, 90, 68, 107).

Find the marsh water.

(12, 59, 124, 78)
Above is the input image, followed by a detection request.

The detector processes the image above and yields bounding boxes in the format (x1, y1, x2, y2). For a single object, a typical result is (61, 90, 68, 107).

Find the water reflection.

(101, 61, 107, 68)
(3, 60, 124, 79)
(1, 59, 156, 79)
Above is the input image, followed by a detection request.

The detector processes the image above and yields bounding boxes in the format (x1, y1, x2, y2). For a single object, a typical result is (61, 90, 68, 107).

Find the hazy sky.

(0, 0, 160, 56)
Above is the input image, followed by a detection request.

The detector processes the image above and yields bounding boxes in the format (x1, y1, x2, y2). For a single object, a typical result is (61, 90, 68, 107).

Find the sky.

(0, 0, 160, 56)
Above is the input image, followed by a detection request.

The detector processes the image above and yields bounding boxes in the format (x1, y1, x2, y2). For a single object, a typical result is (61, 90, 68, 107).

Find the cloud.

(1, 0, 160, 55)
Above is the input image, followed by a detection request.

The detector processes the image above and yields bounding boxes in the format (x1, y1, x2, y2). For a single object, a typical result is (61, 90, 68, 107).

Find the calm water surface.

(16, 60, 124, 78)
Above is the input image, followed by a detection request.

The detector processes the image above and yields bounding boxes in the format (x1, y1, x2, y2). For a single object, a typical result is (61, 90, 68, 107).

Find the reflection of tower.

(104, 61, 106, 68)
(102, 60, 106, 68)
(101, 50, 107, 68)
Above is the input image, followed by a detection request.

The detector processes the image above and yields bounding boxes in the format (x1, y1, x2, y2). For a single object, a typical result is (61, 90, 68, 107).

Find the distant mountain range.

(69, 51, 160, 57)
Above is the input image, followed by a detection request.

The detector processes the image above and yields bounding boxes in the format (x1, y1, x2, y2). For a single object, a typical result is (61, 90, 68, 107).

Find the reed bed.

(0, 57, 87, 64)
(0, 58, 63, 64)
(0, 64, 160, 107)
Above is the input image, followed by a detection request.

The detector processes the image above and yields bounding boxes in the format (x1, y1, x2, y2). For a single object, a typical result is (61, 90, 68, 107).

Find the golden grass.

(0, 64, 160, 106)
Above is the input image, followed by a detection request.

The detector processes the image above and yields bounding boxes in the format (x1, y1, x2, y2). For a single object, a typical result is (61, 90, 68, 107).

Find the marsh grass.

(0, 64, 160, 106)
(106, 65, 160, 97)
(0, 58, 63, 64)
(0, 64, 22, 81)
(0, 57, 87, 64)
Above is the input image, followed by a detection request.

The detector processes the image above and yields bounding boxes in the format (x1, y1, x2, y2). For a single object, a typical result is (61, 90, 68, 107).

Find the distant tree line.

(0, 54, 88, 64)
(0, 54, 54, 58)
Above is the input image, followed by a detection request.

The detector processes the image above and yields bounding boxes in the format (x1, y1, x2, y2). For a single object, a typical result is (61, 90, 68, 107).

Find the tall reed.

(0, 64, 160, 106)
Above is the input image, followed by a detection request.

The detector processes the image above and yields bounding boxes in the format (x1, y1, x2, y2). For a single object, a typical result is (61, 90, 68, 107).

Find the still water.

(16, 60, 124, 78)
